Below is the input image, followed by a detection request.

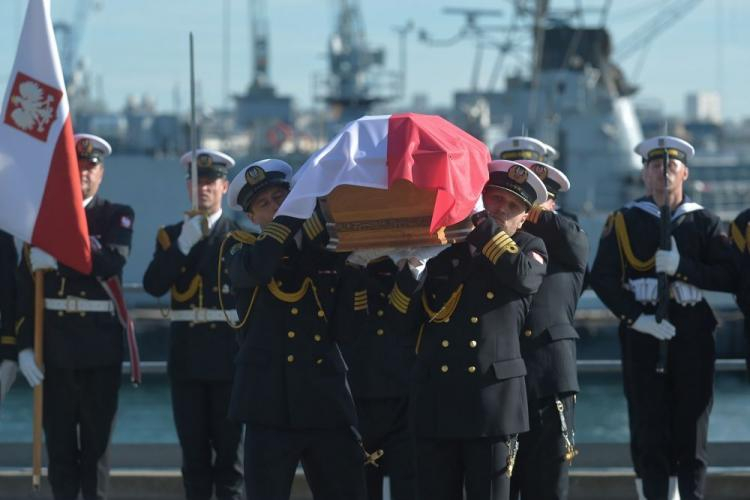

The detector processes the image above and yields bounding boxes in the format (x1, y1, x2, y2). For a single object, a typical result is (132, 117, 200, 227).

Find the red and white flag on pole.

(277, 113, 491, 233)
(0, 0, 91, 274)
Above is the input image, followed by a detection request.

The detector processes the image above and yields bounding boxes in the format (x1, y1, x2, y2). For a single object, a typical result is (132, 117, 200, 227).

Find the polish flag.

(278, 113, 491, 233)
(0, 0, 91, 274)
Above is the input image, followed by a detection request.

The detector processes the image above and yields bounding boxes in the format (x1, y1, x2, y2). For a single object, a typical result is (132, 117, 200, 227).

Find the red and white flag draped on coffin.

(277, 113, 491, 233)
(0, 0, 91, 274)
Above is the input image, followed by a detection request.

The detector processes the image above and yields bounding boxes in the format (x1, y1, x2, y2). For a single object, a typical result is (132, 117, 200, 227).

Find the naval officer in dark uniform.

(590, 136, 735, 500)
(16, 134, 135, 500)
(142, 149, 243, 500)
(495, 145, 588, 500)
(729, 208, 750, 377)
(226, 160, 366, 500)
(413, 160, 548, 500)
(0, 230, 19, 406)
(337, 254, 422, 500)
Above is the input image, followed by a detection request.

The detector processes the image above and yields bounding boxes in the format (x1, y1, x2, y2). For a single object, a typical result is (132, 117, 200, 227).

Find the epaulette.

(481, 231, 519, 264)
(730, 220, 748, 253)
(526, 204, 547, 224)
(157, 227, 171, 251)
(600, 211, 616, 239)
(229, 230, 257, 245)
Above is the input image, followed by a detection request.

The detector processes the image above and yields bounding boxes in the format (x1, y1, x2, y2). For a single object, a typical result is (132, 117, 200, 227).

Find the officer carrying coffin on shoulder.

(412, 159, 548, 500)
(225, 159, 367, 500)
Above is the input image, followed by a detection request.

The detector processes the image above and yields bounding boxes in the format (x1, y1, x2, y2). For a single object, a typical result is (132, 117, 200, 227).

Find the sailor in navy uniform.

(729, 209, 750, 377)
(500, 153, 588, 500)
(413, 160, 548, 500)
(492, 136, 554, 162)
(590, 136, 736, 500)
(142, 149, 243, 500)
(337, 254, 423, 500)
(226, 160, 366, 500)
(16, 134, 135, 500)
(0, 230, 19, 406)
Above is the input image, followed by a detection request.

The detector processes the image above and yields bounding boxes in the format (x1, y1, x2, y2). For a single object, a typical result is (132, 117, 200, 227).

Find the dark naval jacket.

(0, 231, 18, 363)
(729, 208, 750, 372)
(413, 220, 547, 438)
(337, 258, 420, 399)
(520, 206, 588, 399)
(590, 197, 735, 354)
(17, 196, 134, 368)
(142, 215, 239, 381)
(227, 214, 357, 429)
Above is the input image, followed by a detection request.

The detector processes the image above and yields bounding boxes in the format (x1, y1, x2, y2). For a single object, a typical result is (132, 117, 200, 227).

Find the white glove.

(655, 236, 680, 276)
(628, 278, 658, 304)
(29, 247, 57, 271)
(631, 315, 676, 341)
(0, 360, 18, 401)
(18, 348, 44, 387)
(406, 256, 427, 280)
(177, 215, 205, 254)
(671, 282, 703, 306)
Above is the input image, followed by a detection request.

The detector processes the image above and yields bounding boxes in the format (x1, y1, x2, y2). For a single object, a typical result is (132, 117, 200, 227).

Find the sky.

(1, 0, 748, 121)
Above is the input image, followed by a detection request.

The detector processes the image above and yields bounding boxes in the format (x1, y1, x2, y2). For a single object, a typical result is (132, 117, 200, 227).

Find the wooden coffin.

(318, 179, 474, 252)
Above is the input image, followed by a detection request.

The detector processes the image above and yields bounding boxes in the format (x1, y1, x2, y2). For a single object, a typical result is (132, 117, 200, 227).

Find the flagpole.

(32, 270, 45, 490)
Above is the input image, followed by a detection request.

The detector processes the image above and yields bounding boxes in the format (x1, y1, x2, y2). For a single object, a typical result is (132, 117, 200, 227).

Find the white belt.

(170, 309, 238, 323)
(45, 297, 114, 313)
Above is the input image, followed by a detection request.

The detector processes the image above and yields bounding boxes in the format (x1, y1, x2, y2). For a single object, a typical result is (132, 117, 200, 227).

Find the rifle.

(655, 144, 670, 374)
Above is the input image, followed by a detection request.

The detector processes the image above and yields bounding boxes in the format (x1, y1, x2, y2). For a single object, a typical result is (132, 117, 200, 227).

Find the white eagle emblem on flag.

(3, 71, 63, 142)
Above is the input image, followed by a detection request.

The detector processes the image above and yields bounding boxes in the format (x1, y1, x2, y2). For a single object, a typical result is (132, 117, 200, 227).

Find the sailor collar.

(625, 197, 704, 221)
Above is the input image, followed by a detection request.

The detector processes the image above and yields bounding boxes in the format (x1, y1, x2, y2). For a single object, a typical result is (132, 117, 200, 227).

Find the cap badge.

(76, 139, 94, 157)
(245, 165, 266, 185)
(508, 165, 528, 184)
(197, 153, 213, 167)
(530, 163, 548, 180)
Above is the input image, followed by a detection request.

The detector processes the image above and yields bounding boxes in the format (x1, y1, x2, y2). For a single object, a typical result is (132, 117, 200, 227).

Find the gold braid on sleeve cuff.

(303, 213, 325, 241)
(388, 284, 411, 314)
(482, 231, 520, 264)
(353, 290, 368, 311)
(258, 221, 292, 244)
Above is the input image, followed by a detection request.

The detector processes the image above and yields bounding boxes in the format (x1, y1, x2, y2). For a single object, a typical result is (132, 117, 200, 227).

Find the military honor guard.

(337, 254, 422, 500)
(142, 149, 243, 500)
(412, 160, 548, 500)
(15, 134, 135, 500)
(590, 136, 736, 500)
(729, 208, 750, 376)
(492, 138, 589, 500)
(0, 230, 19, 406)
(226, 160, 366, 500)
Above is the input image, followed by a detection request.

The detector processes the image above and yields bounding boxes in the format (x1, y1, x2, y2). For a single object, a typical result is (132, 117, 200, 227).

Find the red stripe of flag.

(386, 113, 490, 233)
(31, 117, 91, 274)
